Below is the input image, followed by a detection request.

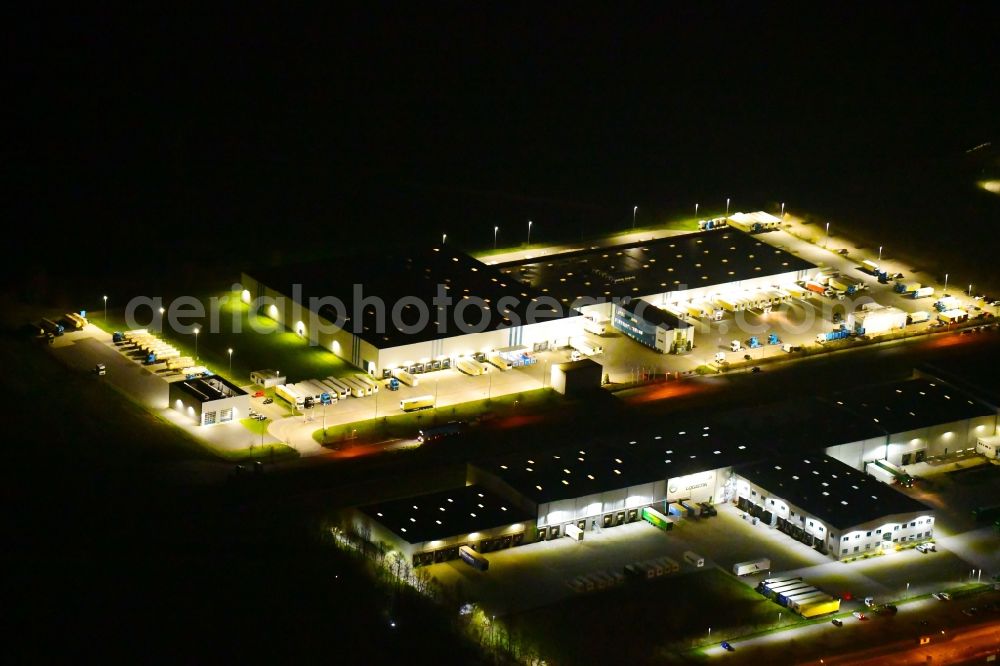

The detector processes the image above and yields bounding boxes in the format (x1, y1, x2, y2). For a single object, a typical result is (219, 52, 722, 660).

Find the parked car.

(720, 641, 734, 652)
(852, 611, 868, 620)
(262, 398, 273, 404)
(961, 607, 978, 617)
(831, 619, 843, 627)
(877, 604, 897, 615)
(837, 248, 849, 255)
(915, 542, 936, 553)
(932, 592, 952, 601)
(253, 390, 265, 398)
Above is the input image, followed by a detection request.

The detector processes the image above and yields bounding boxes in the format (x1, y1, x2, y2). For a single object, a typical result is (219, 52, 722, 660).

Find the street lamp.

(968, 284, 973, 297)
(527, 219, 533, 245)
(944, 272, 949, 294)
(632, 205, 638, 230)
(695, 202, 699, 217)
(493, 225, 498, 249)
(159, 307, 165, 332)
(878, 245, 883, 262)
(194, 327, 200, 361)
(442, 233, 447, 245)
(824, 222, 830, 248)
(103, 295, 108, 321)
(228, 348, 233, 375)
(725, 198, 730, 217)
(780, 202, 785, 218)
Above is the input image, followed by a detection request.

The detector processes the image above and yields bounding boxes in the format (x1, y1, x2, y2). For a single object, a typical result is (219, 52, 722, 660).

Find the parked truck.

(683, 551, 705, 568)
(804, 281, 827, 295)
(894, 281, 922, 294)
(324, 377, 353, 399)
(570, 337, 603, 356)
(816, 325, 851, 343)
(456, 357, 485, 376)
(400, 395, 434, 412)
(275, 384, 305, 409)
(41, 318, 65, 336)
(907, 311, 930, 325)
(61, 313, 87, 330)
(165, 356, 196, 370)
(583, 317, 607, 335)
(353, 373, 380, 393)
(796, 596, 841, 618)
(641, 506, 675, 532)
(487, 354, 510, 371)
(732, 558, 771, 576)
(391, 368, 419, 387)
(937, 309, 969, 324)
(912, 286, 935, 299)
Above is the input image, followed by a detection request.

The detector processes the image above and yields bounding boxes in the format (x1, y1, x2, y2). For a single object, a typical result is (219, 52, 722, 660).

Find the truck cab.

(95, 363, 106, 376)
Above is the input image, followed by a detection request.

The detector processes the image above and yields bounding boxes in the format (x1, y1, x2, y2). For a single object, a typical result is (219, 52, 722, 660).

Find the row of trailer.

(275, 373, 382, 409)
(113, 329, 182, 363)
(755, 577, 841, 618)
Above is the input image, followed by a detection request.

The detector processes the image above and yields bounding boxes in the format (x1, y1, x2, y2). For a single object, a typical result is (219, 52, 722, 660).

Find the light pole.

(159, 307, 165, 333)
(632, 205, 638, 230)
(824, 222, 830, 248)
(968, 284, 973, 297)
(695, 202, 699, 217)
(725, 198, 730, 217)
(493, 226, 498, 250)
(944, 272, 949, 294)
(780, 202, 785, 218)
(878, 245, 883, 262)
(442, 233, 447, 245)
(228, 348, 233, 375)
(194, 327, 200, 361)
(103, 295, 108, 321)
(527, 220, 532, 245)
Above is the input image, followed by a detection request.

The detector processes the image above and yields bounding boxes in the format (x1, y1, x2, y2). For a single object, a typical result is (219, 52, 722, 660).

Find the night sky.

(8, 5, 999, 292)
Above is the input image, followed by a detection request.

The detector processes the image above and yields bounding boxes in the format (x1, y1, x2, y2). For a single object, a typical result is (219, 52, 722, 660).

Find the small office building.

(612, 298, 693, 354)
(169, 375, 250, 426)
(250, 369, 286, 388)
(550, 358, 604, 396)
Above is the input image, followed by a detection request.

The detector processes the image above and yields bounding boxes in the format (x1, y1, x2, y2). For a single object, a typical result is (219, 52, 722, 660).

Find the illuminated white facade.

(240, 272, 580, 377)
(735, 473, 934, 560)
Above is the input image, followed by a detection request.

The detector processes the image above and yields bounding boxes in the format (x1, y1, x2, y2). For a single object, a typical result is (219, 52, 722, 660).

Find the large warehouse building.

(493, 225, 816, 323)
(735, 454, 935, 558)
(241, 245, 581, 378)
(347, 375, 995, 567)
(820, 378, 997, 468)
(241, 223, 816, 376)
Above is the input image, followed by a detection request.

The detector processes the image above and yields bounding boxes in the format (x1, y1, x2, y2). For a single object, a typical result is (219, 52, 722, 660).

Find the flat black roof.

(710, 397, 887, 451)
(617, 298, 688, 329)
(494, 228, 816, 303)
(358, 485, 534, 544)
(822, 378, 995, 434)
(478, 418, 763, 505)
(248, 246, 579, 349)
(176, 375, 247, 403)
(736, 454, 932, 530)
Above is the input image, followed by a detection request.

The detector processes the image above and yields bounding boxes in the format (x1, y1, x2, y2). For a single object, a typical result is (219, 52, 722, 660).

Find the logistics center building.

(241, 224, 816, 377)
(735, 454, 935, 558)
(345, 375, 1000, 566)
(241, 245, 581, 378)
